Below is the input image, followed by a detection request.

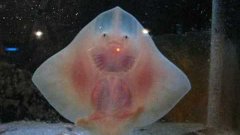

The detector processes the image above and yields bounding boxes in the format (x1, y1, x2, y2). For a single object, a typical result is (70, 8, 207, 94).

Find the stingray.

(32, 7, 191, 135)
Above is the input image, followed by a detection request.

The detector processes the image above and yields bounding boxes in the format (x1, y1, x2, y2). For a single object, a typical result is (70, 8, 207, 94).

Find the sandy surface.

(0, 121, 207, 135)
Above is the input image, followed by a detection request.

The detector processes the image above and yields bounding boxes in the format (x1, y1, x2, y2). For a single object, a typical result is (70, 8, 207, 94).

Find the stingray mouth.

(90, 43, 135, 72)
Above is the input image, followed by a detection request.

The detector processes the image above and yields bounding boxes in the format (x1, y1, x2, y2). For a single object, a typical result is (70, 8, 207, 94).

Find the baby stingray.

(32, 6, 191, 135)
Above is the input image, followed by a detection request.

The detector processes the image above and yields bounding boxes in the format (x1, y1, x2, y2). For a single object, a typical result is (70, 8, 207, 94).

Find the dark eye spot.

(103, 33, 107, 37)
(124, 35, 128, 39)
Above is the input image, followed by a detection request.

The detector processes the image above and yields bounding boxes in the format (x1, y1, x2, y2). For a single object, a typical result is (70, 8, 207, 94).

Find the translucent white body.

(32, 7, 191, 135)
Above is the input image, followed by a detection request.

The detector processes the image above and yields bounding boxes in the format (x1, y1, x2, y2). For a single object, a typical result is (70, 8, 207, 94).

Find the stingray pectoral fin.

(131, 35, 191, 127)
(32, 26, 95, 122)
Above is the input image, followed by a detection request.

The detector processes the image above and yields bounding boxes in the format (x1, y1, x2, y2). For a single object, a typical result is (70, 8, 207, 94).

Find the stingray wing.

(129, 33, 191, 127)
(32, 21, 97, 122)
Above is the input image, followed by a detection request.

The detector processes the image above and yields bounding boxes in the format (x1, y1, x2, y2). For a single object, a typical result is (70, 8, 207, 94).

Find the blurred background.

(0, 0, 239, 134)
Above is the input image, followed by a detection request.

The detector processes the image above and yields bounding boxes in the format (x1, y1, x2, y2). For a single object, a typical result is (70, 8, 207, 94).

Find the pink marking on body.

(70, 57, 92, 102)
(71, 59, 88, 89)
(130, 58, 154, 103)
(136, 65, 153, 93)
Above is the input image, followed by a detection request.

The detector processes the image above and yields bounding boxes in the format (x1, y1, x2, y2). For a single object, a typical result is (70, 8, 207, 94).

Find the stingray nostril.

(103, 33, 107, 37)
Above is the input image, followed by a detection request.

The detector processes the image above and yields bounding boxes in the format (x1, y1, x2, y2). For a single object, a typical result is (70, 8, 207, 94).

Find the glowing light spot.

(5, 47, 19, 52)
(116, 48, 121, 52)
(142, 29, 149, 34)
(35, 30, 43, 38)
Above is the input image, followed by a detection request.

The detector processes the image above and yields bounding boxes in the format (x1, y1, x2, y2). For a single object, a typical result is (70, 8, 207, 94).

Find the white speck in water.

(142, 28, 149, 34)
(35, 30, 43, 39)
